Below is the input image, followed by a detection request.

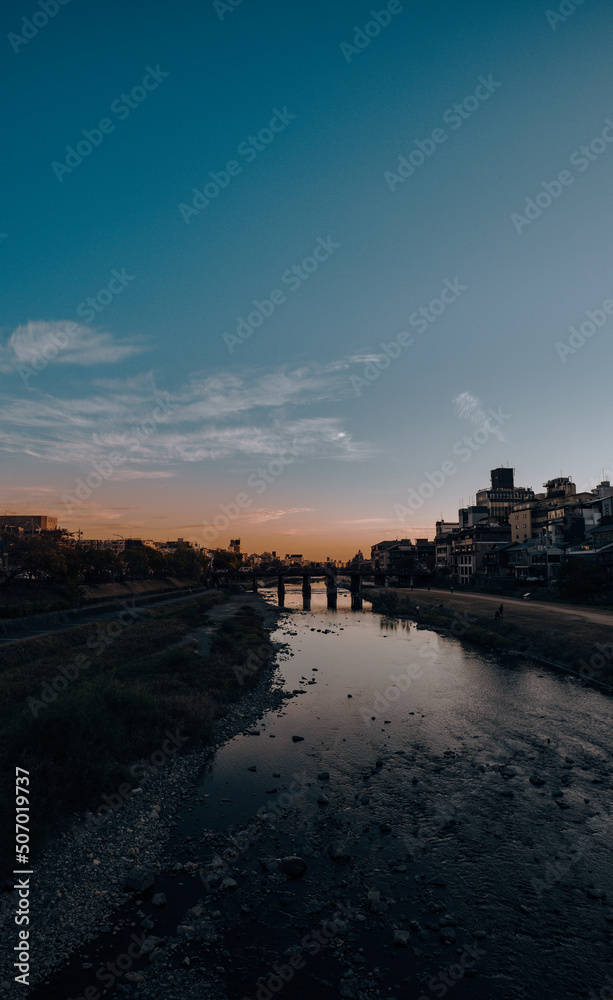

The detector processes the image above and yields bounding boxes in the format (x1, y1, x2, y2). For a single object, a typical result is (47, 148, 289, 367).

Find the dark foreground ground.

(1, 591, 612, 1000)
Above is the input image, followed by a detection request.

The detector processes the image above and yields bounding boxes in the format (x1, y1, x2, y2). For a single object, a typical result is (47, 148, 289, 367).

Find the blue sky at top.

(1, 0, 612, 556)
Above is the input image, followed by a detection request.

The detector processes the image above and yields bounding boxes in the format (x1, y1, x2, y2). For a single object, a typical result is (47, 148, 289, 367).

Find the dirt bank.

(364, 587, 613, 688)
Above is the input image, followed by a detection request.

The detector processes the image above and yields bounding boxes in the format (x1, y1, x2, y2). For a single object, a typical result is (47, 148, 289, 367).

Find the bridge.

(210, 568, 388, 610)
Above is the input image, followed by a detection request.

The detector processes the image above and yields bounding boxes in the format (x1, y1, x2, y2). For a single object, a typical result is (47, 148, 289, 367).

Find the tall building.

(458, 505, 489, 528)
(1, 514, 58, 532)
(476, 468, 535, 525)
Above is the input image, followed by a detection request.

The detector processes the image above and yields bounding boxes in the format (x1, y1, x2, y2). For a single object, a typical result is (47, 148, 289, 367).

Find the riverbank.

(0, 576, 206, 621)
(0, 592, 291, 996)
(0, 592, 279, 881)
(363, 587, 613, 687)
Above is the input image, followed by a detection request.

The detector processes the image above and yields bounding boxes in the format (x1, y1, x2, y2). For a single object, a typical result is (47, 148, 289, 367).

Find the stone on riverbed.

(279, 856, 307, 878)
(124, 870, 154, 893)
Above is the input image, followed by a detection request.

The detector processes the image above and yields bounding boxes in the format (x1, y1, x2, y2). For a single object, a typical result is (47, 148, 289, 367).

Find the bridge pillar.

(277, 573, 285, 607)
(350, 573, 361, 594)
(351, 594, 363, 612)
(252, 570, 258, 593)
(325, 570, 337, 610)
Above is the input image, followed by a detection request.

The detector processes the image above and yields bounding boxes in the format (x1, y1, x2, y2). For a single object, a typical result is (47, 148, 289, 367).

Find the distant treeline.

(0, 529, 212, 588)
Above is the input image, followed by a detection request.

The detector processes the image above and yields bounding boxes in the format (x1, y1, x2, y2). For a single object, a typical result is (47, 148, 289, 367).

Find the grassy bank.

(364, 588, 613, 687)
(0, 593, 275, 879)
(0, 576, 205, 619)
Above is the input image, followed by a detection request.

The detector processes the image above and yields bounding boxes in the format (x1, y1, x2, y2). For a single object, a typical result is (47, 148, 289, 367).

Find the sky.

(1, 0, 612, 560)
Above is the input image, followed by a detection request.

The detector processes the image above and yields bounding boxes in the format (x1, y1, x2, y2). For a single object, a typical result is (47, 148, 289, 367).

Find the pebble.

(124, 870, 155, 893)
(279, 856, 307, 878)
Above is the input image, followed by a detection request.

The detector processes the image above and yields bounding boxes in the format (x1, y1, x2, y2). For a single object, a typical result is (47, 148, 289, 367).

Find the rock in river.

(279, 856, 307, 878)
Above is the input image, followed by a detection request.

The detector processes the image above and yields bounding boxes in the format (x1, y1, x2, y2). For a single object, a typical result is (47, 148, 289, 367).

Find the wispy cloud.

(0, 321, 146, 372)
(0, 361, 375, 467)
(453, 391, 507, 443)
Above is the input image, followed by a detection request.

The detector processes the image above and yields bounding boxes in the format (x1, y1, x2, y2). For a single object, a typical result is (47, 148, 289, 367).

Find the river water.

(171, 585, 613, 1000)
(30, 585, 613, 1000)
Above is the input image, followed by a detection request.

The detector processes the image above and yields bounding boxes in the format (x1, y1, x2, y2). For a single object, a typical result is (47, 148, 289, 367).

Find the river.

(31, 585, 613, 1000)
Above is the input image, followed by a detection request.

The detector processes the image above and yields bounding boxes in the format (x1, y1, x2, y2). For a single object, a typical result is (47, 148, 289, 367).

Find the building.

(509, 506, 533, 543)
(435, 532, 456, 572)
(284, 554, 303, 566)
(450, 521, 512, 583)
(459, 505, 489, 528)
(435, 520, 459, 536)
(510, 478, 595, 542)
(587, 523, 613, 549)
(371, 540, 403, 572)
(414, 538, 436, 571)
(476, 468, 535, 525)
(1, 514, 58, 532)
(505, 541, 564, 583)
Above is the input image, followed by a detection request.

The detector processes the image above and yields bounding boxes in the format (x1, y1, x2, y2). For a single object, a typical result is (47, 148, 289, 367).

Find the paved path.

(0, 587, 213, 646)
(396, 586, 613, 628)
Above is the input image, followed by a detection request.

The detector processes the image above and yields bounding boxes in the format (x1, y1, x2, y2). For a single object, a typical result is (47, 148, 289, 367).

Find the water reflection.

(380, 615, 411, 633)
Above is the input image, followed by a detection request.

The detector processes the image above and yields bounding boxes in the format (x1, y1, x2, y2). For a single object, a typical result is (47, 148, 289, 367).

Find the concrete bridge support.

(325, 571, 337, 611)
